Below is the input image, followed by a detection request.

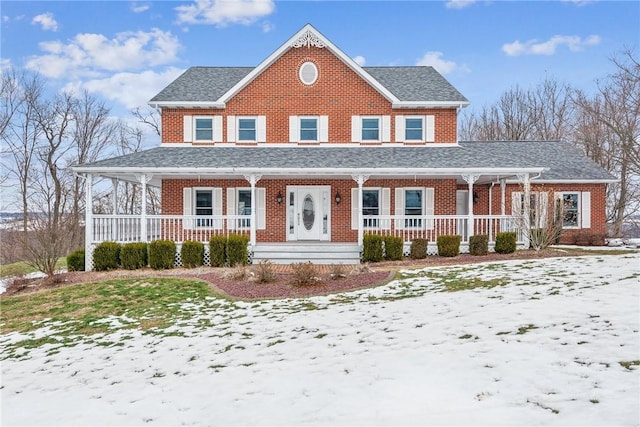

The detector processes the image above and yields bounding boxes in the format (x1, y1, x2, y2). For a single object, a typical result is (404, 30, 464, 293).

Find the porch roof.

(72, 141, 615, 186)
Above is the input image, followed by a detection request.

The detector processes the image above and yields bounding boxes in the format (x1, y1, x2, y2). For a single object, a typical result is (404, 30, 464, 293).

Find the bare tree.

(131, 106, 161, 137)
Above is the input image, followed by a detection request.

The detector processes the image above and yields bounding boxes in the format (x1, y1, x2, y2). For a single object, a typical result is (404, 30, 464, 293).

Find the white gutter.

(148, 101, 225, 109)
(392, 101, 470, 109)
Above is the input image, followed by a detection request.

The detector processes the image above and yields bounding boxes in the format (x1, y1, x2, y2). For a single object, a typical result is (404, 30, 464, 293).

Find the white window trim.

(290, 115, 328, 143)
(237, 116, 257, 142)
(186, 187, 223, 230)
(395, 187, 434, 230)
(299, 116, 320, 142)
(404, 115, 425, 142)
(361, 116, 381, 142)
(299, 61, 318, 85)
(395, 115, 435, 143)
(228, 116, 266, 143)
(194, 116, 214, 142)
(555, 191, 590, 229)
(185, 115, 222, 143)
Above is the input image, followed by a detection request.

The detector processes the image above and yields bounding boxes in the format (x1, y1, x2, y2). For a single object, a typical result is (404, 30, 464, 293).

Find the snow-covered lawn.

(1, 253, 639, 426)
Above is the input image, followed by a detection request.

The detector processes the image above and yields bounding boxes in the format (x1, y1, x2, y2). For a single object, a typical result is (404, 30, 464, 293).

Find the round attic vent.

(299, 61, 318, 85)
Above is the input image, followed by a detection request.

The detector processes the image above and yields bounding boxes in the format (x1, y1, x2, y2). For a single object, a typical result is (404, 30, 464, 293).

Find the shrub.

(409, 238, 428, 259)
(362, 234, 383, 262)
(227, 234, 249, 266)
(329, 263, 348, 280)
(575, 232, 591, 246)
(469, 234, 489, 256)
(495, 232, 517, 254)
(291, 262, 321, 286)
(148, 240, 176, 270)
(209, 235, 227, 267)
(383, 235, 404, 261)
(181, 240, 204, 268)
(589, 233, 606, 246)
(223, 264, 251, 281)
(66, 249, 85, 272)
(254, 259, 277, 283)
(120, 242, 148, 270)
(93, 241, 121, 271)
(437, 235, 461, 257)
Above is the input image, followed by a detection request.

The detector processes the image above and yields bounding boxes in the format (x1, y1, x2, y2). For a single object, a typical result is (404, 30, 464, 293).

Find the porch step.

(252, 243, 361, 265)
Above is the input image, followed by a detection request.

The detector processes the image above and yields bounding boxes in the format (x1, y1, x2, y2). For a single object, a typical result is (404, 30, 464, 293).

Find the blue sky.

(1, 0, 639, 119)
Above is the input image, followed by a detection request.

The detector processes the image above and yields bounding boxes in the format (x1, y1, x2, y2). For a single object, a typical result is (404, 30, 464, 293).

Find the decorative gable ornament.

(291, 29, 326, 49)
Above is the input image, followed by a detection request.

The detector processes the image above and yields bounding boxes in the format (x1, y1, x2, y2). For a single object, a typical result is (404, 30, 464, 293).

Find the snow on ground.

(1, 253, 639, 426)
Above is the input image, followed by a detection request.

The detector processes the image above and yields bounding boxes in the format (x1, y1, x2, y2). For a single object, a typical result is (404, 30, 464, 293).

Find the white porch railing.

(91, 214, 524, 244)
(91, 214, 251, 243)
(362, 214, 525, 243)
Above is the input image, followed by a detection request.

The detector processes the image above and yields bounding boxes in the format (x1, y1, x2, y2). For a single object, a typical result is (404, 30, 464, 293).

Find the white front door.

(287, 186, 330, 241)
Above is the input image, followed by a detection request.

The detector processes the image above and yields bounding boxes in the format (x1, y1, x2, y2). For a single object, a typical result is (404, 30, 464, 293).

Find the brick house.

(73, 24, 616, 268)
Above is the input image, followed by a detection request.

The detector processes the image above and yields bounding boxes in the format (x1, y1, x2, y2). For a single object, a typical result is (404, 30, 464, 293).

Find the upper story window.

(227, 116, 266, 143)
(395, 115, 435, 143)
(238, 118, 256, 142)
(300, 117, 318, 141)
(184, 115, 222, 143)
(289, 115, 328, 143)
(299, 61, 318, 85)
(362, 118, 380, 141)
(195, 117, 213, 141)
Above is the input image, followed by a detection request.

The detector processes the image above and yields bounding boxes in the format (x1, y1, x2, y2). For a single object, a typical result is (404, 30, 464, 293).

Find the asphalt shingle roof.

(149, 66, 468, 104)
(75, 141, 616, 182)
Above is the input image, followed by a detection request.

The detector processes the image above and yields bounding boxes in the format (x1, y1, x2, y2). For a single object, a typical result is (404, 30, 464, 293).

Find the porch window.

(195, 118, 213, 141)
(300, 117, 318, 141)
(195, 189, 214, 227)
(405, 189, 423, 228)
(362, 189, 380, 228)
(238, 118, 256, 142)
(405, 117, 423, 141)
(237, 189, 252, 228)
(362, 117, 380, 141)
(512, 191, 549, 229)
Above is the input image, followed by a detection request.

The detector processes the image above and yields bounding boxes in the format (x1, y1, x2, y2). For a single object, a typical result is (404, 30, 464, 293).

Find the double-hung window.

(195, 118, 213, 141)
(195, 189, 214, 227)
(404, 189, 423, 228)
(300, 117, 318, 142)
(362, 117, 380, 141)
(362, 189, 380, 228)
(237, 189, 252, 228)
(560, 193, 580, 228)
(238, 118, 256, 142)
(405, 117, 423, 141)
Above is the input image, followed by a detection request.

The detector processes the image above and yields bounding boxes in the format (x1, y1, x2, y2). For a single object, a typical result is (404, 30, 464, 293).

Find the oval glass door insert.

(302, 194, 315, 231)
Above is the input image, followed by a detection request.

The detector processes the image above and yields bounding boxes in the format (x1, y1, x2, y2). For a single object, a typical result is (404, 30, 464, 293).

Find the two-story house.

(74, 24, 616, 269)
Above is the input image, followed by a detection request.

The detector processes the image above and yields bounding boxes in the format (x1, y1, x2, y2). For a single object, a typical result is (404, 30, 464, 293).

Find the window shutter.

(381, 188, 391, 230)
(425, 187, 435, 230)
(395, 188, 404, 229)
(257, 116, 267, 143)
(512, 191, 523, 216)
(213, 116, 223, 142)
(581, 192, 591, 228)
(425, 115, 435, 142)
(257, 188, 266, 230)
(183, 188, 193, 230)
(183, 116, 193, 143)
(395, 116, 405, 142)
(351, 116, 361, 143)
(351, 188, 359, 230)
(538, 192, 549, 228)
(319, 116, 329, 143)
(381, 115, 391, 142)
(227, 188, 236, 230)
(213, 188, 223, 229)
(227, 116, 236, 142)
(289, 116, 299, 143)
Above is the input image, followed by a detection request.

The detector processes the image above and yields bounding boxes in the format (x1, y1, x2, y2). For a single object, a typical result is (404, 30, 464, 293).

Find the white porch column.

(84, 174, 93, 271)
(518, 173, 531, 247)
(462, 174, 480, 238)
(137, 174, 151, 242)
(351, 174, 369, 247)
(111, 178, 119, 241)
(244, 174, 262, 246)
(500, 178, 506, 216)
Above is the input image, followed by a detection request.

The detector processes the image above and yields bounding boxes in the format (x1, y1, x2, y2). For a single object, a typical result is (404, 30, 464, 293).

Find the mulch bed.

(1, 247, 608, 299)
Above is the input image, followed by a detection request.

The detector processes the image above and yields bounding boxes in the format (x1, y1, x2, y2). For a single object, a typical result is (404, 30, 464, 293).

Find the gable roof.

(149, 24, 469, 108)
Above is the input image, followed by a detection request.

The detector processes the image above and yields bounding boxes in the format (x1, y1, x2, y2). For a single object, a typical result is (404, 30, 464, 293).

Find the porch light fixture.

(335, 191, 341, 204)
(473, 192, 480, 204)
(276, 191, 283, 205)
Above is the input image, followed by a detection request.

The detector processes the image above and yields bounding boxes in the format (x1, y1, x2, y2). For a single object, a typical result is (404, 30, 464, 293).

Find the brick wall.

(161, 46, 458, 144)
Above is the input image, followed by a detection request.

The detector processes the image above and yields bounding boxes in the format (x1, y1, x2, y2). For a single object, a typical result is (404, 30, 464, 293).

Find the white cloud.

(25, 28, 181, 79)
(416, 51, 458, 74)
(445, 0, 477, 9)
(502, 34, 601, 56)
(353, 55, 366, 66)
(0, 58, 12, 72)
(561, 0, 594, 6)
(63, 67, 185, 110)
(175, 0, 275, 26)
(32, 12, 58, 31)
(261, 21, 274, 33)
(131, 3, 151, 13)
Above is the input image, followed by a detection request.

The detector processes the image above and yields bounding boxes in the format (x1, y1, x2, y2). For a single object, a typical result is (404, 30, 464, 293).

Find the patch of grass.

(517, 324, 538, 335)
(0, 258, 67, 278)
(619, 360, 640, 370)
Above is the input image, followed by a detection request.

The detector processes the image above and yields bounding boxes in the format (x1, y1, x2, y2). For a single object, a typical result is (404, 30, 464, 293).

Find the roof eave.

(148, 101, 226, 109)
(393, 101, 470, 109)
